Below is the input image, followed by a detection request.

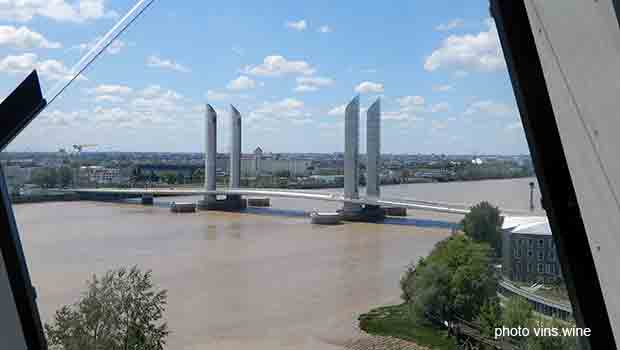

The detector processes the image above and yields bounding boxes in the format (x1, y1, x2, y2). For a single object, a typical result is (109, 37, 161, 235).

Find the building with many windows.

(502, 216, 562, 283)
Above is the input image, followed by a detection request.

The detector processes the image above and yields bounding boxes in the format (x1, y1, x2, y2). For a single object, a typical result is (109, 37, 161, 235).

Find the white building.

(79, 166, 125, 184)
(240, 147, 312, 177)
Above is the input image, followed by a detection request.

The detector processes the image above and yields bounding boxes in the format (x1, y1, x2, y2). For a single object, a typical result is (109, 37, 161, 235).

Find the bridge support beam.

(339, 96, 384, 222)
(367, 98, 381, 198)
(198, 104, 218, 210)
(198, 105, 245, 211)
(230, 105, 241, 189)
(342, 96, 362, 217)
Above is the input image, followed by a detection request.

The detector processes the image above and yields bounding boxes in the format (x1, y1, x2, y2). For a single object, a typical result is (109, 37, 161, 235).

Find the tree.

(59, 166, 73, 188)
(502, 296, 533, 341)
(31, 167, 59, 188)
(160, 172, 176, 185)
(403, 235, 498, 323)
(525, 317, 578, 350)
(461, 201, 503, 257)
(45, 266, 169, 350)
(192, 168, 204, 184)
(477, 297, 502, 338)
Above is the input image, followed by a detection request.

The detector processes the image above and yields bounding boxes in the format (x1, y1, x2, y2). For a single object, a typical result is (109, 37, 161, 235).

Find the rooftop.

(502, 216, 551, 236)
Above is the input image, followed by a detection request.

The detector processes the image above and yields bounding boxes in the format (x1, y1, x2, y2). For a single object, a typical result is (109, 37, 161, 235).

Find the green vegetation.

(30, 166, 74, 188)
(45, 266, 169, 350)
(461, 201, 503, 257)
(402, 235, 498, 322)
(363, 201, 577, 349)
(358, 304, 456, 350)
(502, 296, 534, 340)
(477, 298, 502, 338)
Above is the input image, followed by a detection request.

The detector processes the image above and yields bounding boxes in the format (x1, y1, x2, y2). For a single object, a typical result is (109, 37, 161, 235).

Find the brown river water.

(13, 177, 541, 349)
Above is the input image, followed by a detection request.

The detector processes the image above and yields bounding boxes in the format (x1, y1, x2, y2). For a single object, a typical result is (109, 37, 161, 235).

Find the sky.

(0, 0, 530, 155)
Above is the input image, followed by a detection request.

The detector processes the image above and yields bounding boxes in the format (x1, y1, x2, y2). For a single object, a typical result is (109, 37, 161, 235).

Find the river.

(13, 177, 542, 349)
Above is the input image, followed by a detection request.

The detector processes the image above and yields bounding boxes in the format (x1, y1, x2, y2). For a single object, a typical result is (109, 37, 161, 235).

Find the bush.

(45, 266, 169, 350)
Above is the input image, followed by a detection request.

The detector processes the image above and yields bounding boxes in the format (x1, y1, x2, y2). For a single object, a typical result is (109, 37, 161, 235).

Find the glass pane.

(0, 1, 584, 349)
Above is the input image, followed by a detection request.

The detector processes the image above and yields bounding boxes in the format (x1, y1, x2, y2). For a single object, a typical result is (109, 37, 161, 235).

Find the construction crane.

(72, 144, 98, 155)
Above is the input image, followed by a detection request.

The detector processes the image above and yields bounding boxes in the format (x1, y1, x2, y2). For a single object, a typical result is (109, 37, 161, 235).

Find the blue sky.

(0, 0, 529, 154)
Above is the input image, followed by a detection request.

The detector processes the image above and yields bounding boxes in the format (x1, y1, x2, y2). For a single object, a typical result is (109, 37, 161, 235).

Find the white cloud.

(88, 84, 132, 95)
(226, 75, 256, 90)
(432, 84, 453, 92)
(381, 112, 409, 121)
(435, 19, 464, 32)
(0, 53, 84, 81)
(464, 100, 515, 116)
(295, 76, 333, 92)
(146, 55, 190, 73)
(39, 109, 81, 126)
(242, 55, 315, 77)
(285, 19, 307, 31)
(429, 102, 450, 113)
(294, 85, 318, 92)
(317, 25, 332, 33)
(94, 95, 124, 103)
(425, 19, 505, 72)
(396, 95, 425, 112)
(0, 0, 116, 23)
(327, 104, 346, 116)
(74, 36, 129, 55)
(206, 89, 230, 101)
(0, 25, 61, 49)
(39, 83, 193, 129)
(355, 81, 384, 94)
(252, 98, 304, 118)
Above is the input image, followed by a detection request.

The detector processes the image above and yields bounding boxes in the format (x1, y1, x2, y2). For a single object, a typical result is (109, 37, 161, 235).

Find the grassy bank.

(358, 304, 456, 350)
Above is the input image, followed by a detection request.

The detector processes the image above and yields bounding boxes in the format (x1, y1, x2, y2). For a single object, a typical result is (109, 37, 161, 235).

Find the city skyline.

(0, 0, 528, 155)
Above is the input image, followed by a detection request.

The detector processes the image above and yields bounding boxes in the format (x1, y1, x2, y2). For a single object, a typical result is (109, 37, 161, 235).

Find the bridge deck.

(68, 187, 537, 216)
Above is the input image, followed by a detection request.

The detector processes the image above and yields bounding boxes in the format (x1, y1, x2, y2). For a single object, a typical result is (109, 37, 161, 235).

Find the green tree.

(32, 168, 59, 188)
(192, 168, 204, 184)
(160, 172, 176, 185)
(175, 172, 185, 185)
(403, 235, 498, 323)
(502, 296, 533, 341)
(525, 317, 578, 350)
(477, 297, 502, 338)
(59, 166, 73, 188)
(461, 201, 503, 257)
(45, 266, 169, 350)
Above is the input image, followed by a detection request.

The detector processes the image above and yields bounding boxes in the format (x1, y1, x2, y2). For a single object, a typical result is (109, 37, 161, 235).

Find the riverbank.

(358, 304, 456, 350)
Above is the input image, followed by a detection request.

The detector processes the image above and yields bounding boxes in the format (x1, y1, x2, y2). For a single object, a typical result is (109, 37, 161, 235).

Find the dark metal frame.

(491, 1, 616, 348)
(0, 71, 48, 349)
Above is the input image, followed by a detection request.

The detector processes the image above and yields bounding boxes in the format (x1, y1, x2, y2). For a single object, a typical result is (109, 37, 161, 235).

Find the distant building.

(502, 216, 563, 283)
(240, 147, 312, 177)
(80, 166, 126, 184)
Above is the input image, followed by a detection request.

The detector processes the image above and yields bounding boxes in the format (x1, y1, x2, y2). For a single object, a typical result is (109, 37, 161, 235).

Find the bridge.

(70, 187, 535, 217)
(71, 97, 535, 220)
